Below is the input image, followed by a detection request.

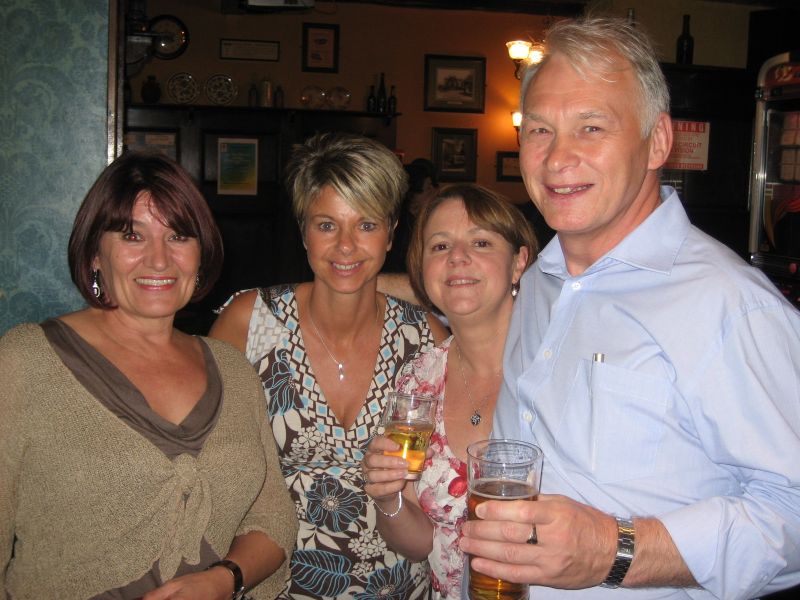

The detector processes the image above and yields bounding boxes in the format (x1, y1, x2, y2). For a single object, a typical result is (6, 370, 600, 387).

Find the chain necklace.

(306, 299, 382, 382)
(454, 341, 498, 427)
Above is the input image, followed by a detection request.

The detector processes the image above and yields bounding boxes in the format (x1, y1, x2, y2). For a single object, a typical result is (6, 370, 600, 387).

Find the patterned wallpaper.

(0, 0, 109, 334)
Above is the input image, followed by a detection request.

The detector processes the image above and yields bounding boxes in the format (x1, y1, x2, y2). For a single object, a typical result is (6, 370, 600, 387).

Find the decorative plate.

(166, 72, 199, 104)
(205, 74, 238, 105)
(149, 14, 190, 60)
(327, 86, 352, 110)
(300, 85, 327, 109)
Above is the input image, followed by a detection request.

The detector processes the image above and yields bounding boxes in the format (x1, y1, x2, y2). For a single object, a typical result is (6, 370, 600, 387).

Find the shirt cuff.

(659, 498, 775, 600)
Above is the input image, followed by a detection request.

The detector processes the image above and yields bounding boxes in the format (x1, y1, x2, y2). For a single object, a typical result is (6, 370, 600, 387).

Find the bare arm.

(377, 273, 417, 304)
(208, 290, 259, 353)
(459, 494, 696, 590)
(362, 436, 434, 561)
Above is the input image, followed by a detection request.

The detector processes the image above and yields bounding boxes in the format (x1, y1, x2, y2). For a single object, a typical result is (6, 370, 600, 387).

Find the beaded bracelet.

(374, 492, 403, 518)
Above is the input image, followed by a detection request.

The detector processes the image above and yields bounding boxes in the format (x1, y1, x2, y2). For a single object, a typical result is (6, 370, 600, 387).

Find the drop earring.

(91, 270, 101, 298)
(511, 282, 519, 298)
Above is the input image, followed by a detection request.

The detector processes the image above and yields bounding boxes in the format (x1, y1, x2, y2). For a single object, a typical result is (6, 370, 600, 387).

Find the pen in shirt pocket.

(590, 352, 604, 470)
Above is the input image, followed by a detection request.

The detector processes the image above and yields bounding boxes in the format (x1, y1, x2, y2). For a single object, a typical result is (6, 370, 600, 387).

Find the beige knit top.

(0, 323, 298, 600)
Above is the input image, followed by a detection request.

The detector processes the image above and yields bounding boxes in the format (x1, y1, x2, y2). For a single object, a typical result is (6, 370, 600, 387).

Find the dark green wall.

(0, 0, 109, 333)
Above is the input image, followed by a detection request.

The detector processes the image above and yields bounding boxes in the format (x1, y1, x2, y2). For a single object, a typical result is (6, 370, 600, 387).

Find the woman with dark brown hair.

(0, 152, 297, 600)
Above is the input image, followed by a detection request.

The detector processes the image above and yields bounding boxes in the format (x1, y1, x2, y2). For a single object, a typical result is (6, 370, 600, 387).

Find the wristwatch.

(206, 559, 246, 600)
(600, 517, 635, 588)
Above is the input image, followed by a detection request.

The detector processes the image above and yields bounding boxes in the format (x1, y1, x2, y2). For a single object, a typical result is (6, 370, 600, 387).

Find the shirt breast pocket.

(562, 360, 671, 484)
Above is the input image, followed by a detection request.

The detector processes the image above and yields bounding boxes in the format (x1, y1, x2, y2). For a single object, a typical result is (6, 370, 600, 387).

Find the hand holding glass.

(380, 393, 437, 480)
(467, 439, 544, 600)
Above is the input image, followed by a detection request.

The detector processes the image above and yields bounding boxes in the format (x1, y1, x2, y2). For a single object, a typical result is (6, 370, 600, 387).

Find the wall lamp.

(511, 111, 523, 131)
(506, 39, 545, 79)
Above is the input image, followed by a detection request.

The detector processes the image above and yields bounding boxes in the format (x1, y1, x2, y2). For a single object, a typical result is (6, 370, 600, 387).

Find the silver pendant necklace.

(307, 307, 345, 381)
(455, 341, 495, 427)
(306, 298, 382, 383)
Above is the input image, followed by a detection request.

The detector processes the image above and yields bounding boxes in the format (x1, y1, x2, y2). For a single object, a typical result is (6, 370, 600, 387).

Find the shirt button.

(523, 411, 533, 423)
(571, 281, 582, 290)
(543, 349, 552, 359)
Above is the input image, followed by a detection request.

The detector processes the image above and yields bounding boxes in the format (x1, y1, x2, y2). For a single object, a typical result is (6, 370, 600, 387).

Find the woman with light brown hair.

(361, 184, 537, 599)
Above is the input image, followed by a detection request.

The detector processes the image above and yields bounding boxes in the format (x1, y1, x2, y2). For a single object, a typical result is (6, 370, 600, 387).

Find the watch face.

(149, 15, 189, 60)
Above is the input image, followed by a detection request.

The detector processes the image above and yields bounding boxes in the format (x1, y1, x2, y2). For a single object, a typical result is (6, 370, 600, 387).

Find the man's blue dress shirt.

(493, 188, 800, 599)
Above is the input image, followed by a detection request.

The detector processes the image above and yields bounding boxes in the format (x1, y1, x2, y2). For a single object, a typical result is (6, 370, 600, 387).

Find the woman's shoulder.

(0, 321, 47, 353)
(385, 294, 430, 325)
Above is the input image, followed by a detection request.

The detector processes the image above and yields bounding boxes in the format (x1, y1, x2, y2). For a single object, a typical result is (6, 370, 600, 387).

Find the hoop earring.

(91, 270, 101, 298)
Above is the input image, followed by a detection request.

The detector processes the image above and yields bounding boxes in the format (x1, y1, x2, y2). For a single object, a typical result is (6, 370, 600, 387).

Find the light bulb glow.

(506, 40, 532, 61)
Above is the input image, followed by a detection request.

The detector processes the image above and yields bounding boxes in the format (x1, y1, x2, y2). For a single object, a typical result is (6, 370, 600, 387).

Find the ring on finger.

(527, 525, 538, 545)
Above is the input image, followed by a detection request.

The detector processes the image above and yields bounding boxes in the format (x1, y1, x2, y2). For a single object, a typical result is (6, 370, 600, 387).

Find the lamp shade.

(506, 40, 532, 61)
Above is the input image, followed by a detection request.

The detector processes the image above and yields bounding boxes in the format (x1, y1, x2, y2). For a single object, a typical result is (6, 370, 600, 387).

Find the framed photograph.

(424, 54, 486, 113)
(217, 138, 258, 196)
(496, 151, 523, 182)
(220, 38, 280, 62)
(432, 128, 478, 182)
(123, 130, 178, 161)
(302, 23, 339, 73)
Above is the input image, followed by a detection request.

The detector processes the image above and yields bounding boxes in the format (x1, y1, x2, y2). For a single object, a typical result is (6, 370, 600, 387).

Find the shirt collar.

(537, 186, 690, 279)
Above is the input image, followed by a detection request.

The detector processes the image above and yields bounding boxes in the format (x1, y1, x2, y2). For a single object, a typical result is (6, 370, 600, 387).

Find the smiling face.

(304, 185, 392, 295)
(421, 197, 528, 323)
(93, 193, 200, 322)
(518, 52, 671, 271)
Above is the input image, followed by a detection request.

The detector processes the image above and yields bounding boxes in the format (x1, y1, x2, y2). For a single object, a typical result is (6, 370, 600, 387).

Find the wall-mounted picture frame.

(302, 23, 339, 73)
(432, 127, 478, 182)
(424, 54, 486, 113)
(217, 138, 258, 196)
(220, 39, 280, 62)
(496, 151, 523, 182)
(123, 130, 178, 161)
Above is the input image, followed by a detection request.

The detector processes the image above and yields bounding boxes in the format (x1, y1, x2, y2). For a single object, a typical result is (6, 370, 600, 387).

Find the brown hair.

(406, 183, 538, 311)
(68, 151, 223, 308)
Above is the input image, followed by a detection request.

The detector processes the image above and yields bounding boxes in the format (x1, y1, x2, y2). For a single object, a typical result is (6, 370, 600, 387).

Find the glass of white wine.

(380, 392, 438, 480)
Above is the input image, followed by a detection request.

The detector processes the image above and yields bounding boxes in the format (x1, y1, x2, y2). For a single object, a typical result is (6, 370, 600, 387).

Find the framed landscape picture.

(432, 127, 478, 182)
(424, 54, 486, 113)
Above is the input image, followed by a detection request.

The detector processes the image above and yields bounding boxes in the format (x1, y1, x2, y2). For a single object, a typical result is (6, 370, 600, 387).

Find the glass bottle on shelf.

(366, 85, 376, 112)
(676, 14, 694, 65)
(388, 85, 397, 115)
(141, 75, 161, 104)
(259, 76, 273, 107)
(377, 73, 387, 114)
(248, 81, 258, 107)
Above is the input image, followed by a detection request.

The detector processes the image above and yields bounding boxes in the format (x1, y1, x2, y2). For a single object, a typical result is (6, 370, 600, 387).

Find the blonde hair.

(285, 132, 408, 235)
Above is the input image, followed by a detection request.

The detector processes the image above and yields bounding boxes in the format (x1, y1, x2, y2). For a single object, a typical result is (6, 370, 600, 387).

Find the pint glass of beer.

(380, 393, 437, 480)
(467, 439, 544, 600)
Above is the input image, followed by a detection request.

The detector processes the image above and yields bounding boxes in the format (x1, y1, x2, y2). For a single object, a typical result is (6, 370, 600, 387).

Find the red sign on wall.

(665, 120, 710, 171)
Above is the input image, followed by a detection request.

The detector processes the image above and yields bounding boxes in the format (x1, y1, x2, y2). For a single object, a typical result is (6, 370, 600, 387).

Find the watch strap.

(600, 517, 635, 588)
(207, 559, 245, 600)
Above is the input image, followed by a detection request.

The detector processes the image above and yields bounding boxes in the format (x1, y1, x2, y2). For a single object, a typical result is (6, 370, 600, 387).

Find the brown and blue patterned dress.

(243, 285, 435, 600)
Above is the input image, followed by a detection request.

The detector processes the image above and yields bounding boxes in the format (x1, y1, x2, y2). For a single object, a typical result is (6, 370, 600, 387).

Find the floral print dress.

(244, 285, 436, 600)
(395, 337, 467, 600)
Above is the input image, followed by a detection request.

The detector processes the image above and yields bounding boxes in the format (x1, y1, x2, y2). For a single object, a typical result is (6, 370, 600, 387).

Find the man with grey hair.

(459, 15, 800, 600)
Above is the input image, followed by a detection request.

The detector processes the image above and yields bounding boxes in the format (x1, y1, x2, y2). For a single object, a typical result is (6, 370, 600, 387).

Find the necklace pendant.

(337, 363, 345, 381)
(470, 410, 482, 426)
